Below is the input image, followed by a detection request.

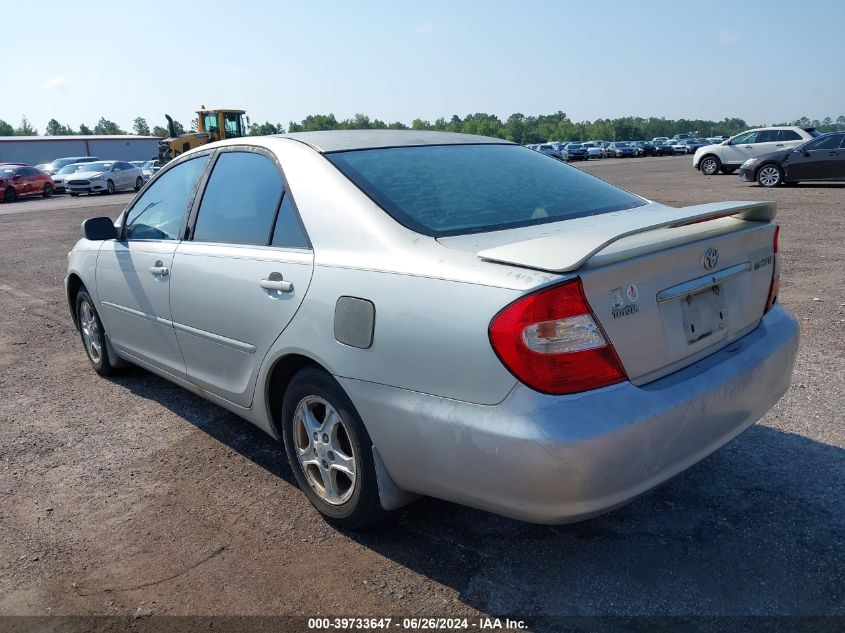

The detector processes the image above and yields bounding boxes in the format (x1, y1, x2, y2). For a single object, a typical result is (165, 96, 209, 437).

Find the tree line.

(2, 112, 844, 143)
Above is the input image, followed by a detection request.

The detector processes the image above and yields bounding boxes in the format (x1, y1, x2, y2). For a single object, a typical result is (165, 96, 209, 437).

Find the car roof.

(277, 130, 512, 153)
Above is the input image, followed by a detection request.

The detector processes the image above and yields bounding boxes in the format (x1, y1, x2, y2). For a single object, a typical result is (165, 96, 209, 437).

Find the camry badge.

(702, 248, 719, 270)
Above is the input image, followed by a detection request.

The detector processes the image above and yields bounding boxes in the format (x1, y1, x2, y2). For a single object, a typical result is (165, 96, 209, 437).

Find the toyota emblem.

(702, 248, 719, 270)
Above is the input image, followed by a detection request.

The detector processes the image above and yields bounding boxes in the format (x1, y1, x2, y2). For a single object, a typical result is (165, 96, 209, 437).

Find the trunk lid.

(441, 201, 778, 385)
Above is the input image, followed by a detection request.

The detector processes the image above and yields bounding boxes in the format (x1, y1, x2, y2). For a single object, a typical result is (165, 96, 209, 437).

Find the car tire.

(42, 183, 53, 198)
(281, 367, 385, 529)
(720, 166, 737, 175)
(699, 155, 721, 176)
(134, 177, 143, 191)
(756, 164, 783, 187)
(3, 187, 16, 203)
(106, 180, 115, 194)
(75, 289, 118, 377)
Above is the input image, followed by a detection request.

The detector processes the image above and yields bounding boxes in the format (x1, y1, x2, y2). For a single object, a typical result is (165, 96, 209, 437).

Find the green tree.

(45, 119, 74, 135)
(133, 117, 150, 135)
(93, 117, 126, 135)
(0, 120, 13, 136)
(151, 125, 168, 137)
(837, 115, 845, 126)
(78, 123, 93, 135)
(249, 121, 285, 135)
(15, 116, 37, 135)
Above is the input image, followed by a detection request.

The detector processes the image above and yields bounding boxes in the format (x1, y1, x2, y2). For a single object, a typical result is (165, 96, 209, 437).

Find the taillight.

(489, 278, 628, 395)
(765, 224, 780, 313)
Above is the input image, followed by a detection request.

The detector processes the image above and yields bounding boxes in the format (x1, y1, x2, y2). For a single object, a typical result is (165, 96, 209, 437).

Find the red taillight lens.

(765, 224, 780, 313)
(489, 278, 628, 395)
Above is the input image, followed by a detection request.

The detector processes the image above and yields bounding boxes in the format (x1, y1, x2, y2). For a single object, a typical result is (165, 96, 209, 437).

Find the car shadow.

(114, 368, 843, 628)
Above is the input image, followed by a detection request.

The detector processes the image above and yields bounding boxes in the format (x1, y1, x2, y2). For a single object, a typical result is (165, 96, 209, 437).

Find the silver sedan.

(65, 131, 799, 528)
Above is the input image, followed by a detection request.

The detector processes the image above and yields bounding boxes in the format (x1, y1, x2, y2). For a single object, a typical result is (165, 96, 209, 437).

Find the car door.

(720, 131, 759, 165)
(95, 153, 211, 376)
(169, 148, 314, 407)
(787, 133, 845, 180)
(751, 129, 780, 157)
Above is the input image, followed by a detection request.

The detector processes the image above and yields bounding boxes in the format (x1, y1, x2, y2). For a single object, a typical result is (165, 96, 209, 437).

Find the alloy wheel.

(293, 396, 357, 505)
(79, 300, 102, 364)
(701, 158, 719, 175)
(758, 166, 781, 187)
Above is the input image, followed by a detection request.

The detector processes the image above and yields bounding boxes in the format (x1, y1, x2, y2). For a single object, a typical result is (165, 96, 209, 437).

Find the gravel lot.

(0, 156, 842, 629)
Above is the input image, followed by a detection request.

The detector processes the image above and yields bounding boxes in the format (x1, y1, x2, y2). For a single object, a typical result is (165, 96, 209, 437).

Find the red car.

(0, 164, 56, 202)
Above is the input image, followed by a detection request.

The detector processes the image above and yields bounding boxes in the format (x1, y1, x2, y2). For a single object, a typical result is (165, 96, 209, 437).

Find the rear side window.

(778, 130, 802, 141)
(193, 151, 283, 245)
(327, 144, 645, 237)
(271, 194, 310, 249)
(755, 130, 778, 143)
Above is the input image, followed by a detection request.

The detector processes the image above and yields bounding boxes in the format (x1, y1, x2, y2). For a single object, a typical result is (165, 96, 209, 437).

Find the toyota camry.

(65, 131, 799, 528)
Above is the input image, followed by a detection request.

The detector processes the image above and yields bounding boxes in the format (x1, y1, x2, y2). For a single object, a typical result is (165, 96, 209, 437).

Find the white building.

(0, 135, 163, 165)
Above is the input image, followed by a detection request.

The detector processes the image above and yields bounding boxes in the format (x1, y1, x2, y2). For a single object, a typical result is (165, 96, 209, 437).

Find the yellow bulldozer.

(158, 107, 248, 162)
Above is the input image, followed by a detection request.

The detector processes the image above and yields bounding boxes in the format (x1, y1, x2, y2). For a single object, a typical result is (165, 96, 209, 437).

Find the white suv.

(693, 127, 817, 176)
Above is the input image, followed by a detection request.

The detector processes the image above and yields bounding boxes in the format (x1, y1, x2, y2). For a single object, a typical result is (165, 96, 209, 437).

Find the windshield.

(615, 142, 629, 147)
(327, 144, 645, 237)
(142, 160, 156, 169)
(79, 162, 113, 172)
(568, 143, 582, 148)
(58, 164, 85, 174)
(0, 167, 18, 176)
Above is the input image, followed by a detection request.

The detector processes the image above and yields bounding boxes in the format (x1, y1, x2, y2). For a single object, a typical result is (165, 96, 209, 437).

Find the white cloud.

(41, 76, 68, 91)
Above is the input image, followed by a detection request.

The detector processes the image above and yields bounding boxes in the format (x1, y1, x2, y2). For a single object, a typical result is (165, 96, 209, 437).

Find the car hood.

(69, 170, 107, 179)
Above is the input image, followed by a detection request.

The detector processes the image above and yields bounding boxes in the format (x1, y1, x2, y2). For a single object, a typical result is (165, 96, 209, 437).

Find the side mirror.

(81, 217, 118, 241)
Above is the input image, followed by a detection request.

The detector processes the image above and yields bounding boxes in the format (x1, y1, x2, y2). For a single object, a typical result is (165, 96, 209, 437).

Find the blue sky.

(4, 0, 844, 132)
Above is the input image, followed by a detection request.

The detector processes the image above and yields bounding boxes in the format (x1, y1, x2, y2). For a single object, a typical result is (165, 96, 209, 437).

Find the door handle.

(744, 145, 753, 149)
(149, 262, 169, 277)
(775, 143, 784, 147)
(260, 277, 293, 293)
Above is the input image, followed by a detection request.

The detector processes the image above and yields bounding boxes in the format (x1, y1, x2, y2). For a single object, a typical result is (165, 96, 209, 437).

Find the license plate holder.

(680, 286, 726, 344)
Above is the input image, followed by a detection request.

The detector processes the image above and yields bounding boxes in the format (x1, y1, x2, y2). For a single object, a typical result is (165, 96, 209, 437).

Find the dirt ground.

(0, 156, 842, 629)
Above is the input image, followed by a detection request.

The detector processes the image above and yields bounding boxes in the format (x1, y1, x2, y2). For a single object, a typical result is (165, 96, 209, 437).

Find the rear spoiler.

(477, 201, 776, 273)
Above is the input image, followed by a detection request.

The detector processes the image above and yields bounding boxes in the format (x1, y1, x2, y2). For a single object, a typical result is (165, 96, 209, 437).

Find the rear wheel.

(134, 177, 143, 191)
(3, 187, 16, 203)
(75, 289, 117, 377)
(700, 155, 721, 175)
(281, 367, 384, 529)
(106, 180, 115, 194)
(42, 183, 53, 198)
(757, 164, 783, 187)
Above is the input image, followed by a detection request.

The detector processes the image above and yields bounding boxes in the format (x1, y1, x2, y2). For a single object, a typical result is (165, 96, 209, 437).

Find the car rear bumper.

(340, 305, 799, 523)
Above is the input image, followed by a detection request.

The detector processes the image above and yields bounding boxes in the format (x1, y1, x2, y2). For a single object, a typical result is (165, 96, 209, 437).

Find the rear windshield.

(326, 144, 645, 237)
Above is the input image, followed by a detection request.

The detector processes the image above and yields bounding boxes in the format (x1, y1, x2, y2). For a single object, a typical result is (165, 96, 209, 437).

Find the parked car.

(537, 143, 563, 160)
(606, 142, 638, 158)
(693, 127, 819, 176)
(669, 140, 688, 155)
(679, 139, 707, 154)
(0, 164, 55, 202)
(738, 131, 845, 187)
(141, 159, 162, 182)
(66, 161, 145, 196)
(51, 163, 89, 192)
(562, 142, 588, 161)
(631, 141, 657, 157)
(672, 133, 693, 141)
(66, 130, 798, 528)
(43, 156, 101, 176)
(652, 137, 669, 143)
(653, 141, 675, 156)
(581, 142, 604, 159)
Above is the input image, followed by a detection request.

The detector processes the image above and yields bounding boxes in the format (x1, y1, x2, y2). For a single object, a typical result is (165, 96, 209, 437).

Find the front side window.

(193, 152, 282, 245)
(202, 113, 219, 133)
(327, 144, 645, 237)
(124, 155, 209, 240)
(731, 132, 758, 145)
